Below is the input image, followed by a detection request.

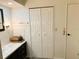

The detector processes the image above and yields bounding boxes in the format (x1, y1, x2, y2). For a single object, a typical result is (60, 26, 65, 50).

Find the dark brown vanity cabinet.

(6, 42, 27, 59)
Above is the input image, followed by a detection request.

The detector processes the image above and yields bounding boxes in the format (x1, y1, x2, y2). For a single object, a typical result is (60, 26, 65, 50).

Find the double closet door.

(30, 7, 54, 58)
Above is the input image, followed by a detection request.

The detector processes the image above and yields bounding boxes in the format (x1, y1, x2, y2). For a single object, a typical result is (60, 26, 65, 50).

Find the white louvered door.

(30, 9, 42, 57)
(30, 7, 54, 58)
(41, 7, 54, 58)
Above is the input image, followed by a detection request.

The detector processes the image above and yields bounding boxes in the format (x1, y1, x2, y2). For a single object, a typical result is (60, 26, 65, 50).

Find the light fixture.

(8, 2, 13, 5)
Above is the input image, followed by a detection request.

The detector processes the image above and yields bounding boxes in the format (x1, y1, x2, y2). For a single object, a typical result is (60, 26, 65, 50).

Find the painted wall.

(12, 7, 30, 40)
(24, 0, 67, 58)
(12, 7, 32, 56)
(15, 0, 27, 6)
(0, 5, 13, 46)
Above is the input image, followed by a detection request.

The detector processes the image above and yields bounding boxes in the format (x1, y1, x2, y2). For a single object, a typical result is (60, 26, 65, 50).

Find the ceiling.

(0, 0, 24, 8)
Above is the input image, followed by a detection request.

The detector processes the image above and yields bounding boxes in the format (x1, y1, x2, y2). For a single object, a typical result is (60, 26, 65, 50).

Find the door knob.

(67, 33, 71, 36)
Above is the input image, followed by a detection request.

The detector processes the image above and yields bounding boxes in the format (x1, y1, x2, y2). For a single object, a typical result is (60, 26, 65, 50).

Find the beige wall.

(11, 5, 31, 57)
(12, 7, 29, 39)
(24, 0, 67, 58)
(0, 5, 13, 46)
(68, 0, 79, 3)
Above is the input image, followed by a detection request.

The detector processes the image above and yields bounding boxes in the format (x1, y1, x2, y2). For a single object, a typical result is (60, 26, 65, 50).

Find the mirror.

(0, 9, 5, 31)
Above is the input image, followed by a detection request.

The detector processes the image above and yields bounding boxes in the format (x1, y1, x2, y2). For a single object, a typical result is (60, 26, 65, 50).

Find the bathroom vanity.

(2, 41, 27, 59)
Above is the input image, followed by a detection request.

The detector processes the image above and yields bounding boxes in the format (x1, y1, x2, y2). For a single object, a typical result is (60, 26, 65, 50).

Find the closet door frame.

(29, 6, 55, 58)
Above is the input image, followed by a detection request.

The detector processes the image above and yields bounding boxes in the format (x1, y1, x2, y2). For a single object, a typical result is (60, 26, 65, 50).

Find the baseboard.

(26, 56, 53, 59)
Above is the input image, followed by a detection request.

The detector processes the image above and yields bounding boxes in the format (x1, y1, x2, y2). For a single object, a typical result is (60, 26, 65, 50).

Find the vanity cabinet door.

(6, 42, 27, 59)
(17, 42, 27, 59)
(6, 50, 18, 59)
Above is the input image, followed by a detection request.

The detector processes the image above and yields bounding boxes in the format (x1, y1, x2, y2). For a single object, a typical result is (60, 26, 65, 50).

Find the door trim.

(65, 3, 68, 59)
(29, 6, 54, 9)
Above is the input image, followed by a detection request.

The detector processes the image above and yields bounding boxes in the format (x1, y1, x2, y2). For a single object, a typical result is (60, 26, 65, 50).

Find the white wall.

(24, 0, 67, 58)
(12, 7, 31, 56)
(0, 5, 13, 46)
(12, 7, 29, 40)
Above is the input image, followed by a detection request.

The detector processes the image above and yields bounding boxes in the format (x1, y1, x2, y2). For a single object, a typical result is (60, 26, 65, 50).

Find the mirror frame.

(0, 9, 5, 31)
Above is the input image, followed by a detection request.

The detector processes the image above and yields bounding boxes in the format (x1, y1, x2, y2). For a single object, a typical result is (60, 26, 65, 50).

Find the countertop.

(2, 41, 26, 59)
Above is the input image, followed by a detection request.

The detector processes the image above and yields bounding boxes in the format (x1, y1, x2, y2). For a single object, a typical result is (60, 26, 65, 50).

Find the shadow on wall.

(14, 0, 27, 6)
